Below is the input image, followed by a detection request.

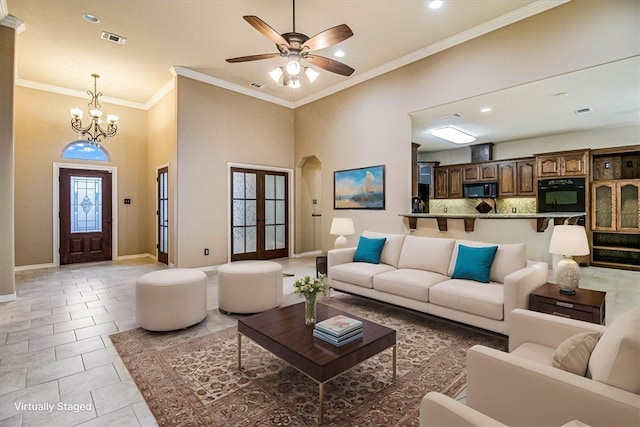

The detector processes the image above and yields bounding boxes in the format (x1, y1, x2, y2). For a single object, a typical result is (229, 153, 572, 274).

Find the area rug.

(110, 295, 506, 426)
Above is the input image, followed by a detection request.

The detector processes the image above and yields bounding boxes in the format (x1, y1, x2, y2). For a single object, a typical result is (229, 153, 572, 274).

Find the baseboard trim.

(0, 292, 17, 302)
(15, 263, 55, 272)
(116, 253, 155, 261)
(295, 250, 323, 258)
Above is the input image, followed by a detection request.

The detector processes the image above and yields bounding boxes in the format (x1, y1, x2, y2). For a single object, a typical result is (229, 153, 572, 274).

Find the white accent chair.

(218, 260, 283, 314)
(136, 268, 207, 331)
(466, 308, 640, 427)
(420, 392, 591, 427)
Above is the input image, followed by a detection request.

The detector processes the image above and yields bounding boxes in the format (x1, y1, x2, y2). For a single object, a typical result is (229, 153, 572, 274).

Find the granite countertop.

(400, 212, 586, 218)
(399, 212, 586, 232)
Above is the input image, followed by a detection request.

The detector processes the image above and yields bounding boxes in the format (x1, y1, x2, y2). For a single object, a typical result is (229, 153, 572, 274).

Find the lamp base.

(334, 235, 347, 249)
(555, 257, 580, 295)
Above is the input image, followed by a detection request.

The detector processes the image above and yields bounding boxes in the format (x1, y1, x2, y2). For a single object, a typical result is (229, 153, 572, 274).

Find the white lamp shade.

(549, 225, 590, 256)
(330, 218, 355, 236)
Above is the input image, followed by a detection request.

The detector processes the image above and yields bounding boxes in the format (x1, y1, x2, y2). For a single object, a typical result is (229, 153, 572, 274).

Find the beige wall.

(0, 25, 16, 298)
(146, 82, 177, 264)
(14, 87, 149, 266)
(175, 76, 294, 267)
(294, 0, 640, 257)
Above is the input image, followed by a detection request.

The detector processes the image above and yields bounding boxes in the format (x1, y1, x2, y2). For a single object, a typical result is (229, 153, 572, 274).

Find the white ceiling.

(411, 55, 640, 151)
(4, 0, 637, 152)
(5, 0, 555, 106)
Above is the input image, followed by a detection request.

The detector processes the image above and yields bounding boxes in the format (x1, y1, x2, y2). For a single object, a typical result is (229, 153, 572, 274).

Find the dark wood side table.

(528, 283, 606, 325)
(316, 255, 327, 278)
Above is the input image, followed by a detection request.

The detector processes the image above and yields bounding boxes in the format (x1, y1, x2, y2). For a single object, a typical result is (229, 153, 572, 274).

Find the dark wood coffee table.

(237, 302, 397, 424)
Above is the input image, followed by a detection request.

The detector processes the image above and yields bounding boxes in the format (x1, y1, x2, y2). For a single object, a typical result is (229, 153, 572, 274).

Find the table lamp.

(330, 218, 355, 249)
(549, 224, 590, 295)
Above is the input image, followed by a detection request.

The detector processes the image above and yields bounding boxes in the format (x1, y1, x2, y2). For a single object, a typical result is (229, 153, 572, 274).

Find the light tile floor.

(1, 257, 638, 426)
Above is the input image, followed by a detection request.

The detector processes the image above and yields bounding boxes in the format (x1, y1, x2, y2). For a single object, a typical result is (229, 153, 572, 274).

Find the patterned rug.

(110, 295, 506, 426)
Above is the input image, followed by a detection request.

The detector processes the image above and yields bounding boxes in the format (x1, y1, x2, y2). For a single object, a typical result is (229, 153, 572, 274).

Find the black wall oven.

(538, 177, 586, 213)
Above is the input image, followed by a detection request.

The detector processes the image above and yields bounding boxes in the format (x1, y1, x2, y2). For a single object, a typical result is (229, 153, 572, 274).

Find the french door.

(157, 166, 169, 264)
(59, 168, 112, 264)
(230, 168, 288, 261)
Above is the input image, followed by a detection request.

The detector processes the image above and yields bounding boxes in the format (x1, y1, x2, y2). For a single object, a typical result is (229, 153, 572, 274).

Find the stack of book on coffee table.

(313, 314, 363, 347)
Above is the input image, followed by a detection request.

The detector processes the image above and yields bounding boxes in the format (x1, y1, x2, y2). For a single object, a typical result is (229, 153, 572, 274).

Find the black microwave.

(463, 182, 497, 198)
(538, 178, 586, 213)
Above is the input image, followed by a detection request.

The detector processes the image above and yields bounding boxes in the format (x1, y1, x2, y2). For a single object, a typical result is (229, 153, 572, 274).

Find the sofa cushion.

(451, 244, 498, 283)
(552, 332, 601, 377)
(362, 230, 406, 268)
(353, 236, 387, 264)
(330, 262, 396, 289)
(398, 236, 456, 276)
(429, 279, 504, 320)
(588, 307, 640, 393)
(448, 240, 526, 284)
(373, 269, 449, 302)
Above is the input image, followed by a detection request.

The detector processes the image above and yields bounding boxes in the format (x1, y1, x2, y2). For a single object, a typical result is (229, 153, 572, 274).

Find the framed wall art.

(334, 165, 385, 210)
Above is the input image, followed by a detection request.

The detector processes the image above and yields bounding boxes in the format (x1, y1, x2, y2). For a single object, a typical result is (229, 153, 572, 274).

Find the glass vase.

(304, 295, 317, 325)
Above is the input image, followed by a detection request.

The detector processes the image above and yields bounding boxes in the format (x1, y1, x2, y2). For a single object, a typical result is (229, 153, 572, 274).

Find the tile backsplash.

(429, 198, 536, 214)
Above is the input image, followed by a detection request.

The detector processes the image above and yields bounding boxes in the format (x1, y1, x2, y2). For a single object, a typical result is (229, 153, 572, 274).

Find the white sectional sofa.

(327, 231, 548, 335)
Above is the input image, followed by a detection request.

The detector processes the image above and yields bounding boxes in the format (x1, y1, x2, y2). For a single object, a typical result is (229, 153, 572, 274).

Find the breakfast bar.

(400, 212, 586, 232)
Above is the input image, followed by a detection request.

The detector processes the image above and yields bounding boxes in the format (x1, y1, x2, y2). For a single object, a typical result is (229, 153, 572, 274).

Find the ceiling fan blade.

(305, 54, 355, 76)
(243, 15, 290, 49)
(303, 24, 353, 52)
(226, 53, 282, 63)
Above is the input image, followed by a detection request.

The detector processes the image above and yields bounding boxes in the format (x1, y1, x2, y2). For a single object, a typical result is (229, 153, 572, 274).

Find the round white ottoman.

(136, 268, 207, 331)
(218, 261, 283, 314)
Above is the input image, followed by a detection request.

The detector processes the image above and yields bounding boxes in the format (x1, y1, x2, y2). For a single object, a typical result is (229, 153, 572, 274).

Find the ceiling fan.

(225, 0, 355, 86)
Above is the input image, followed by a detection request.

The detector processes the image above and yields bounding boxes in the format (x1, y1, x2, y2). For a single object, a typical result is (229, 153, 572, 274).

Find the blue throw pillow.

(451, 244, 498, 283)
(353, 236, 387, 264)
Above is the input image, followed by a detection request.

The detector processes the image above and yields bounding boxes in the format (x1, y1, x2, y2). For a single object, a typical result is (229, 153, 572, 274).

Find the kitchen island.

(400, 212, 586, 232)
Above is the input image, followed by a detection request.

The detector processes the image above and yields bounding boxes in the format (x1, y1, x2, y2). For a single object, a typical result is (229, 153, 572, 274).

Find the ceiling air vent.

(101, 31, 127, 45)
(250, 82, 265, 89)
(574, 107, 593, 114)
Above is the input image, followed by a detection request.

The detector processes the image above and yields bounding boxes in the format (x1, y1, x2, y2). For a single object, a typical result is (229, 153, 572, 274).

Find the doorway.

(230, 167, 289, 261)
(59, 168, 113, 264)
(157, 166, 169, 264)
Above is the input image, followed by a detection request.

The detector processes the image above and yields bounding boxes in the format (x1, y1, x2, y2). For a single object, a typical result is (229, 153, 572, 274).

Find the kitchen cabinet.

(449, 167, 463, 198)
(434, 166, 463, 199)
(464, 163, 497, 182)
(537, 150, 588, 178)
(498, 162, 517, 196)
(434, 167, 449, 199)
(497, 159, 535, 197)
(591, 180, 640, 270)
(517, 160, 535, 195)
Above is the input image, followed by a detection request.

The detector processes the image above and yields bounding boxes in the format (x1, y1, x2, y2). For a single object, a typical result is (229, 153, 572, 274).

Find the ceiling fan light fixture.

(286, 55, 302, 76)
(430, 126, 476, 144)
(269, 67, 284, 83)
(288, 76, 301, 88)
(305, 67, 319, 83)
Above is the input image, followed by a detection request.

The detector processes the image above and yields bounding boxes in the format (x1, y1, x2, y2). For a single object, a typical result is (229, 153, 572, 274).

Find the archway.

(298, 155, 322, 253)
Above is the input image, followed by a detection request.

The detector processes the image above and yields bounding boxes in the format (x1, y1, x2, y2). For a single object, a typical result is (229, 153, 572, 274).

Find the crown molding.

(171, 66, 295, 109)
(16, 78, 147, 110)
(291, 0, 571, 108)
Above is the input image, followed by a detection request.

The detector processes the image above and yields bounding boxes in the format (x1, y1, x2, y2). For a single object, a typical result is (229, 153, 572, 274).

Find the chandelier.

(70, 74, 118, 145)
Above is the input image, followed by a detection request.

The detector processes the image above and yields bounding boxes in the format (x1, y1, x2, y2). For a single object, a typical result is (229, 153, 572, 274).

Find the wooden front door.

(157, 166, 169, 264)
(230, 168, 288, 261)
(59, 168, 112, 264)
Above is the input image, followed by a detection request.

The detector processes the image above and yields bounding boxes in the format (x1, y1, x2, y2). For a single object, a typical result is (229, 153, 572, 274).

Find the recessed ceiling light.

(480, 107, 492, 113)
(428, 1, 444, 10)
(82, 13, 100, 23)
(430, 126, 476, 144)
(334, 50, 345, 58)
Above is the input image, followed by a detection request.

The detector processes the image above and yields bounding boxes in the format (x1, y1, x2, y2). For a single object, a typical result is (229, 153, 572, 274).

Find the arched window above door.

(61, 140, 109, 162)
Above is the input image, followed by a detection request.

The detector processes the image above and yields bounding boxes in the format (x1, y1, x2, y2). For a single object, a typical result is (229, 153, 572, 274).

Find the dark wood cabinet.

(517, 160, 535, 195)
(464, 163, 497, 182)
(498, 162, 517, 196)
(537, 150, 588, 178)
(434, 168, 449, 199)
(529, 283, 606, 325)
(449, 167, 463, 198)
